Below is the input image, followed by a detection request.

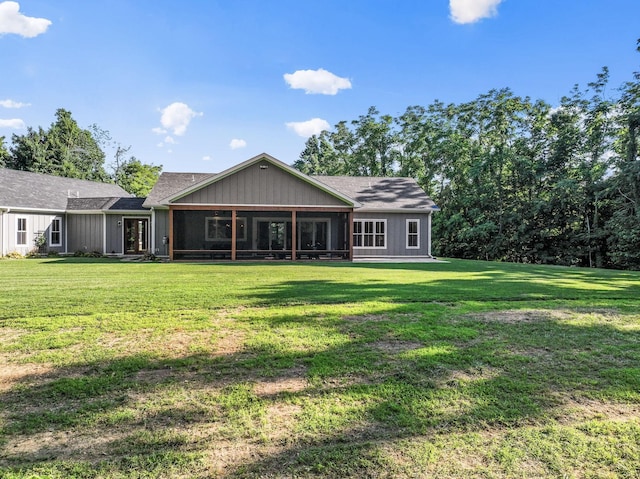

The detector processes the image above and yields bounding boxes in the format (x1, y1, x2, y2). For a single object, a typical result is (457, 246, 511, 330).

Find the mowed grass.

(1, 258, 640, 478)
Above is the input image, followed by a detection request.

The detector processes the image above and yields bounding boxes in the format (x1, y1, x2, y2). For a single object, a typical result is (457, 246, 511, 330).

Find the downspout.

(64, 213, 68, 255)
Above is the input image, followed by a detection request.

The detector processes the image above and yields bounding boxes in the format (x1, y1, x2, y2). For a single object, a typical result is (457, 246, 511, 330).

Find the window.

(50, 217, 62, 246)
(205, 217, 246, 241)
(16, 218, 27, 245)
(407, 219, 420, 249)
(353, 219, 386, 249)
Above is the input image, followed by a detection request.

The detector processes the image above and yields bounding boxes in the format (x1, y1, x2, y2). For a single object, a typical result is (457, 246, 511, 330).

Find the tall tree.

(0, 136, 9, 167)
(115, 157, 162, 197)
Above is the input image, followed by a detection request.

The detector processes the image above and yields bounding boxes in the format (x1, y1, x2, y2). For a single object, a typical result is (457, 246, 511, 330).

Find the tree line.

(294, 41, 640, 270)
(0, 109, 161, 197)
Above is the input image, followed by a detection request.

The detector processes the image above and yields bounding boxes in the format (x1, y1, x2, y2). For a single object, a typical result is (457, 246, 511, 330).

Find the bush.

(3, 251, 24, 259)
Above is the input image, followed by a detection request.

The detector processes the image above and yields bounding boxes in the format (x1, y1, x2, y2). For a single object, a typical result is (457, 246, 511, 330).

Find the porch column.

(231, 209, 237, 261)
(169, 207, 174, 261)
(291, 209, 297, 261)
(348, 211, 354, 261)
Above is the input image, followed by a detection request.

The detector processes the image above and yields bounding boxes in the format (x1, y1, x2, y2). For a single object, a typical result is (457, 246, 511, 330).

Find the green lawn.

(1, 258, 640, 478)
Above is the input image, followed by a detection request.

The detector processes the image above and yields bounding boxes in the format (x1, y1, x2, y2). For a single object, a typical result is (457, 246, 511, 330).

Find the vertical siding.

(352, 212, 431, 257)
(154, 209, 170, 255)
(175, 162, 348, 206)
(1, 212, 65, 256)
(105, 215, 123, 254)
(67, 214, 104, 253)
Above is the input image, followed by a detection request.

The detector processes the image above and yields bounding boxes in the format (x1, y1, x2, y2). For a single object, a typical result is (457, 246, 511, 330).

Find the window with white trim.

(353, 219, 386, 249)
(50, 217, 62, 246)
(16, 218, 27, 246)
(406, 219, 420, 249)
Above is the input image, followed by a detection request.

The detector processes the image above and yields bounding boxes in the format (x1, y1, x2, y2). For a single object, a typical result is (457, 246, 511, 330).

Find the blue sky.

(1, 0, 639, 173)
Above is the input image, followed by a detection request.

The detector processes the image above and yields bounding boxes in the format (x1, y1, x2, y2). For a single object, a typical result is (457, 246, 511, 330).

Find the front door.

(124, 218, 149, 254)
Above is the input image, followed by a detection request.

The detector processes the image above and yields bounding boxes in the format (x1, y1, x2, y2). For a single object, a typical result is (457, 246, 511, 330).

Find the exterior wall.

(175, 162, 348, 207)
(67, 214, 104, 254)
(0, 211, 65, 256)
(352, 212, 432, 257)
(105, 215, 123, 254)
(153, 209, 170, 256)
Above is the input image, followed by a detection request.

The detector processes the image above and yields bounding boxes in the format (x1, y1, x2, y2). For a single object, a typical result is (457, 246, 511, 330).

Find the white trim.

(151, 208, 156, 254)
(103, 213, 107, 255)
(353, 218, 387, 250)
(406, 219, 420, 250)
(355, 207, 439, 213)
(169, 202, 351, 210)
(1, 209, 7, 256)
(0, 205, 66, 214)
(427, 212, 432, 257)
(49, 216, 62, 247)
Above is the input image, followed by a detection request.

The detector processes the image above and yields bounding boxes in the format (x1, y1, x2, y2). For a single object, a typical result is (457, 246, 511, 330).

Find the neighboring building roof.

(0, 168, 132, 211)
(313, 176, 439, 211)
(66, 197, 148, 211)
(143, 172, 215, 208)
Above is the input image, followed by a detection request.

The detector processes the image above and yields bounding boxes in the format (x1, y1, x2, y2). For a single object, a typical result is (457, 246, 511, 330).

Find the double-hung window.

(353, 219, 386, 249)
(50, 217, 62, 246)
(406, 219, 420, 249)
(16, 218, 27, 246)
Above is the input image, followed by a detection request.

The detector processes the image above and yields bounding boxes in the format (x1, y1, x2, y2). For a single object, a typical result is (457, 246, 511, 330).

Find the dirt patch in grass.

(372, 340, 424, 354)
(0, 360, 53, 392)
(470, 309, 573, 324)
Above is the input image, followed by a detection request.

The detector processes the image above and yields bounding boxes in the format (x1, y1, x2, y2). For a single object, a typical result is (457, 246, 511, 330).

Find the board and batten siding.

(352, 212, 431, 257)
(153, 209, 170, 256)
(67, 214, 104, 254)
(0, 212, 65, 256)
(175, 162, 348, 207)
(105, 215, 123, 254)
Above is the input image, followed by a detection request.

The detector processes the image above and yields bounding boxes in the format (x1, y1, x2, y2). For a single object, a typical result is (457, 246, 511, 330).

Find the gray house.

(0, 168, 150, 256)
(143, 153, 439, 261)
(1, 153, 439, 261)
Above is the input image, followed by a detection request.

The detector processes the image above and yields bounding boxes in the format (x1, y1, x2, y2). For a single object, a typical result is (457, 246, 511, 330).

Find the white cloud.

(286, 118, 330, 138)
(284, 68, 352, 95)
(0, 118, 25, 129)
(449, 0, 503, 24)
(157, 102, 202, 136)
(164, 136, 176, 144)
(202, 155, 211, 161)
(0, 99, 30, 108)
(229, 138, 247, 150)
(152, 127, 167, 135)
(0, 1, 51, 37)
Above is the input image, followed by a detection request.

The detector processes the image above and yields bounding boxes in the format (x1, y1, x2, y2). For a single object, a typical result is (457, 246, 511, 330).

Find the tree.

(0, 136, 9, 167)
(8, 109, 109, 181)
(115, 157, 162, 197)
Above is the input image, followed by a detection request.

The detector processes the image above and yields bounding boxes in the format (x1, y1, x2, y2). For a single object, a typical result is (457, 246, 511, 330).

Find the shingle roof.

(143, 172, 215, 208)
(66, 197, 148, 211)
(313, 176, 438, 210)
(0, 168, 132, 211)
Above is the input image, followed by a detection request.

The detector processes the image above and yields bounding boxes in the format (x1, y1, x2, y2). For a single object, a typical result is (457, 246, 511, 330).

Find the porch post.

(348, 211, 354, 261)
(231, 209, 237, 261)
(291, 209, 297, 261)
(169, 207, 174, 261)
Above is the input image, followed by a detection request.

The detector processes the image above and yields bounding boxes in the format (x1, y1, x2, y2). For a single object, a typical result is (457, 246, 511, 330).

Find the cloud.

(157, 102, 202, 136)
(0, 118, 25, 129)
(284, 68, 352, 95)
(202, 155, 211, 161)
(0, 1, 51, 37)
(229, 138, 246, 150)
(449, 0, 503, 24)
(164, 136, 176, 144)
(0, 99, 30, 108)
(286, 118, 330, 138)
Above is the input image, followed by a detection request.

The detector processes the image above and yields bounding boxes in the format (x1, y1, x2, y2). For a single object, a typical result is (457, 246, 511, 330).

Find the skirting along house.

(1, 153, 439, 261)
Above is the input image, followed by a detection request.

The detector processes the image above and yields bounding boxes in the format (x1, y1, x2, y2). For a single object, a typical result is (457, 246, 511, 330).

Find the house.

(1, 153, 439, 261)
(0, 168, 150, 256)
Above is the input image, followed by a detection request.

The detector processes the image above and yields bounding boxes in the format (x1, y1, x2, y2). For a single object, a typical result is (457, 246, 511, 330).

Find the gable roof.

(145, 153, 358, 208)
(143, 172, 215, 208)
(0, 168, 132, 212)
(313, 176, 439, 211)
